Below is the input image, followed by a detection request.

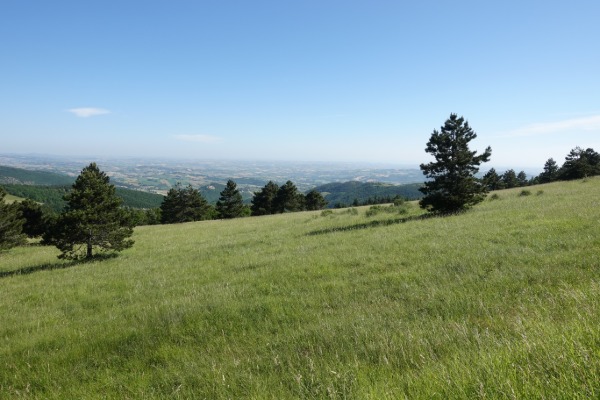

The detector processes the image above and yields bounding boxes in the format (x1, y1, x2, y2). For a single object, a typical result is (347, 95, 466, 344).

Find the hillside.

(1, 178, 599, 398)
(0, 165, 74, 186)
(1, 184, 164, 211)
(1, 165, 164, 210)
(315, 180, 423, 207)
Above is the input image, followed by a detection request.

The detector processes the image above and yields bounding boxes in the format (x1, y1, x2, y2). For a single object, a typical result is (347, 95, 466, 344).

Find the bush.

(489, 193, 501, 201)
(366, 204, 408, 217)
(519, 190, 532, 197)
(320, 210, 333, 217)
(346, 208, 359, 215)
(536, 190, 544, 196)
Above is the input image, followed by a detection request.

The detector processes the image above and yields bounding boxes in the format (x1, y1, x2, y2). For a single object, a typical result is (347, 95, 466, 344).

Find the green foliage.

(365, 203, 409, 217)
(482, 168, 504, 190)
(0, 187, 26, 251)
(17, 198, 49, 238)
(216, 180, 245, 219)
(489, 193, 501, 201)
(519, 189, 532, 196)
(304, 189, 328, 211)
(320, 209, 334, 217)
(273, 181, 304, 213)
(538, 158, 559, 183)
(160, 183, 212, 224)
(43, 163, 134, 259)
(315, 181, 422, 208)
(559, 147, 600, 180)
(501, 169, 519, 188)
(250, 181, 279, 216)
(419, 114, 492, 214)
(516, 170, 529, 186)
(0, 165, 74, 186)
(2, 184, 164, 212)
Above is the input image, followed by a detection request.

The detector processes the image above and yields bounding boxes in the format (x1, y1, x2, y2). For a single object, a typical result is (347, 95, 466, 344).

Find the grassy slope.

(1, 178, 599, 399)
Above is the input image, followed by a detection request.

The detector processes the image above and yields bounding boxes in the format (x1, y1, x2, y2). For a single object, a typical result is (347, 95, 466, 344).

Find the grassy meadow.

(1, 178, 599, 398)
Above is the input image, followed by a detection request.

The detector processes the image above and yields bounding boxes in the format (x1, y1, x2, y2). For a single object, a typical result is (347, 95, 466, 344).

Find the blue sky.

(2, 1, 599, 170)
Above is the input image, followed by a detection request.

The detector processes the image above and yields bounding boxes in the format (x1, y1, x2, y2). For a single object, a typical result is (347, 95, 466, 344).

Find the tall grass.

(1, 178, 599, 398)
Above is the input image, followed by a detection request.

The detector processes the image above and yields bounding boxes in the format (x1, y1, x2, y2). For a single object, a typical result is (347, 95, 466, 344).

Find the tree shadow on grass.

(0, 253, 118, 279)
(307, 213, 435, 236)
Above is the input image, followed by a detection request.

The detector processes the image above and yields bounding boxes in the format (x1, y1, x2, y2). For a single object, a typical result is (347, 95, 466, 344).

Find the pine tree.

(482, 168, 504, 190)
(43, 163, 134, 259)
(538, 158, 559, 183)
(273, 181, 304, 213)
(501, 169, 518, 188)
(419, 114, 491, 214)
(17, 198, 48, 238)
(516, 171, 529, 187)
(216, 180, 245, 219)
(0, 187, 26, 251)
(559, 147, 600, 180)
(251, 181, 279, 216)
(305, 189, 328, 210)
(160, 183, 212, 224)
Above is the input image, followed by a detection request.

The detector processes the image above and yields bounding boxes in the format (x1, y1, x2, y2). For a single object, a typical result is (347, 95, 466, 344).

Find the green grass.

(1, 178, 599, 398)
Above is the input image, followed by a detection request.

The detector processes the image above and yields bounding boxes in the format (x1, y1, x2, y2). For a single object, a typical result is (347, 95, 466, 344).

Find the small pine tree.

(273, 181, 304, 213)
(17, 198, 49, 238)
(160, 183, 212, 224)
(0, 188, 26, 251)
(482, 168, 504, 190)
(305, 189, 328, 211)
(516, 171, 529, 187)
(419, 114, 491, 214)
(251, 181, 279, 216)
(216, 180, 245, 219)
(538, 158, 559, 183)
(501, 169, 519, 188)
(43, 163, 134, 259)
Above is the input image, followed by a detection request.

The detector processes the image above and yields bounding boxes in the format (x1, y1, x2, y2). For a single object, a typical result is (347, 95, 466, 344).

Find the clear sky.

(2, 0, 599, 170)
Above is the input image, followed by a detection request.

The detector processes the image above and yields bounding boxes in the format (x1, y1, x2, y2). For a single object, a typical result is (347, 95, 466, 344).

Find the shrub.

(489, 193, 501, 201)
(519, 190, 532, 197)
(536, 190, 544, 196)
(320, 210, 333, 217)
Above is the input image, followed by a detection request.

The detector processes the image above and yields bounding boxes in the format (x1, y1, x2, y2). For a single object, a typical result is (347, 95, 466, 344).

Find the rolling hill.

(1, 178, 599, 398)
(314, 180, 423, 207)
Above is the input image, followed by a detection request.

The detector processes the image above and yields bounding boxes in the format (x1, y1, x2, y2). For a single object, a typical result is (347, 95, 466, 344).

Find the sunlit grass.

(1, 177, 599, 398)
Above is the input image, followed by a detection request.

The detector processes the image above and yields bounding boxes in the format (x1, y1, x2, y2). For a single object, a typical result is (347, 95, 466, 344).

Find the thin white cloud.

(67, 107, 111, 118)
(174, 134, 222, 143)
(501, 115, 600, 138)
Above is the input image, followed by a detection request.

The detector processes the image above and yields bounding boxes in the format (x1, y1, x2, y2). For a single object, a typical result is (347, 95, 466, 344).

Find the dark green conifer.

(419, 114, 491, 214)
(43, 163, 134, 259)
(0, 188, 26, 251)
(160, 183, 212, 224)
(251, 181, 279, 216)
(305, 189, 328, 211)
(216, 180, 245, 219)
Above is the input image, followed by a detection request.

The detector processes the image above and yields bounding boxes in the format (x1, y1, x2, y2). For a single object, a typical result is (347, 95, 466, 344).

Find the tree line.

(482, 146, 600, 190)
(2, 113, 598, 258)
(0, 164, 329, 258)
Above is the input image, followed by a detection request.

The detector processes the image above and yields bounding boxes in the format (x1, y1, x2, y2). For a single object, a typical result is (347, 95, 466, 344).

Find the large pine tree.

(160, 183, 212, 224)
(304, 189, 328, 211)
(0, 187, 26, 251)
(273, 181, 304, 213)
(44, 163, 134, 259)
(216, 180, 245, 219)
(250, 181, 279, 216)
(419, 114, 491, 214)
